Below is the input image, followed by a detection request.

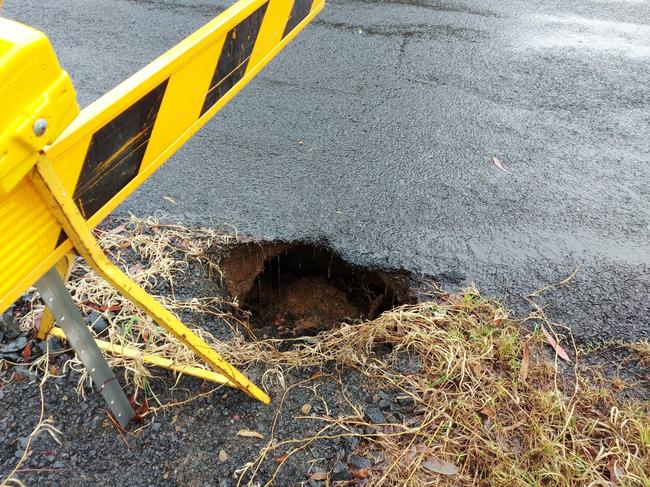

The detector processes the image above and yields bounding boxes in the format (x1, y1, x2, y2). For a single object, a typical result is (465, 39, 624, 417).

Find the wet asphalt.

(4, 0, 650, 342)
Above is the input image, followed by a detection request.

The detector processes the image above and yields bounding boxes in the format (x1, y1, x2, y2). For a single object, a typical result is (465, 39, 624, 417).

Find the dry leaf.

(33, 310, 43, 334)
(519, 341, 530, 381)
(309, 471, 328, 481)
(141, 327, 151, 342)
(93, 304, 122, 313)
(541, 326, 571, 362)
(129, 263, 143, 275)
(480, 407, 496, 418)
(492, 156, 507, 171)
(405, 415, 424, 426)
(351, 468, 369, 479)
(470, 361, 482, 375)
(163, 196, 177, 204)
(237, 429, 264, 439)
(422, 456, 459, 476)
(12, 371, 26, 382)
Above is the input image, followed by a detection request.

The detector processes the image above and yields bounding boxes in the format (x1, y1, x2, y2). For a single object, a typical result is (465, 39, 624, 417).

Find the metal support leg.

(36, 268, 134, 427)
(37, 253, 75, 340)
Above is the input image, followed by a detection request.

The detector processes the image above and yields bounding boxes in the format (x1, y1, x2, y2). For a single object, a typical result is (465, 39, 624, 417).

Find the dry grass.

(19, 216, 650, 486)
(235, 299, 649, 486)
(1, 349, 62, 487)
(21, 216, 245, 400)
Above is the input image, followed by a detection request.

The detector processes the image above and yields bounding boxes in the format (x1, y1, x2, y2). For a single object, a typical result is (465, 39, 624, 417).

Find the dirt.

(218, 242, 416, 337)
(257, 276, 363, 336)
(219, 242, 288, 299)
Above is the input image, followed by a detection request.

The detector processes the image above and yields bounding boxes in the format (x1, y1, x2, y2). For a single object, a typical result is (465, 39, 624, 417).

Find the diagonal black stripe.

(200, 2, 269, 116)
(55, 230, 69, 249)
(72, 79, 169, 220)
(283, 0, 314, 38)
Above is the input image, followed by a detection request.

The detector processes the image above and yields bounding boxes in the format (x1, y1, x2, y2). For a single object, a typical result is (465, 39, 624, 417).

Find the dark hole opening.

(219, 242, 413, 337)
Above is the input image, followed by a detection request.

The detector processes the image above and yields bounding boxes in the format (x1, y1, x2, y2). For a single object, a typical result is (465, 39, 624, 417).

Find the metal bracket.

(36, 267, 134, 427)
(48, 326, 234, 385)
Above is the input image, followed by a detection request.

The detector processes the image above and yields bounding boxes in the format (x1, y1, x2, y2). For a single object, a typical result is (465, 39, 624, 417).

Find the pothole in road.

(218, 241, 415, 337)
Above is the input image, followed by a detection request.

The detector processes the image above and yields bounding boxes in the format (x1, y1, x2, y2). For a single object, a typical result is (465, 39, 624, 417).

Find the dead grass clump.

(236, 296, 649, 486)
(20, 216, 649, 486)
(20, 215, 244, 400)
(627, 341, 650, 369)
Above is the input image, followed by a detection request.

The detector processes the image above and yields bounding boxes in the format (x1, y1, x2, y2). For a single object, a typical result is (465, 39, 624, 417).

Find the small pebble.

(348, 453, 372, 470)
(364, 406, 385, 424)
(87, 311, 108, 333)
(301, 403, 312, 415)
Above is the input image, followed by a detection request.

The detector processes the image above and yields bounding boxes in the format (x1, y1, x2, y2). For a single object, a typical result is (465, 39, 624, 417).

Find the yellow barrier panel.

(0, 0, 324, 313)
(0, 18, 78, 194)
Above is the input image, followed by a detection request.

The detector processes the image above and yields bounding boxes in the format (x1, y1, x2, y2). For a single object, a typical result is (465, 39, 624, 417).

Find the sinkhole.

(218, 242, 414, 337)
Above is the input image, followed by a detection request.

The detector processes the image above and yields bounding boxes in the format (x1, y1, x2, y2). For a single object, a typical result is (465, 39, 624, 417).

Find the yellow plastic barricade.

(0, 0, 324, 426)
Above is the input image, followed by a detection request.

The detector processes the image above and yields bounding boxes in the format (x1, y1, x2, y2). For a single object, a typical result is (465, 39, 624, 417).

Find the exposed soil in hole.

(218, 241, 415, 336)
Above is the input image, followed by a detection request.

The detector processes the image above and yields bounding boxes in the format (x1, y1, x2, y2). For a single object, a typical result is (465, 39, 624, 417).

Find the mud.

(218, 241, 414, 336)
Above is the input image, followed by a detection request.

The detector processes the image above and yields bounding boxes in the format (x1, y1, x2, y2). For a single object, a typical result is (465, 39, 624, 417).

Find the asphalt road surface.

(5, 0, 649, 342)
